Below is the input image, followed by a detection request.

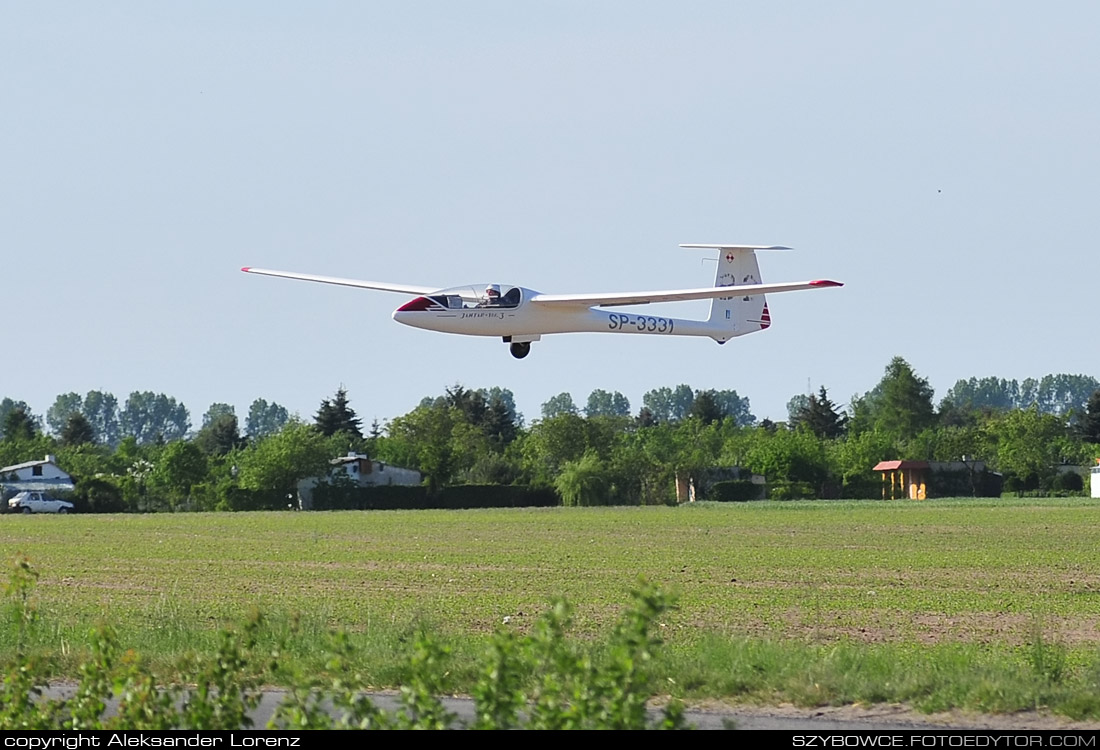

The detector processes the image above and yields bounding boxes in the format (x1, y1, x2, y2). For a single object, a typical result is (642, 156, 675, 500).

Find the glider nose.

(396, 296, 435, 312)
(393, 296, 434, 329)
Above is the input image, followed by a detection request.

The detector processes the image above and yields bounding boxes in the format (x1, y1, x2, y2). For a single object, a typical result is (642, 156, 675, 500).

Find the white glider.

(242, 244, 842, 358)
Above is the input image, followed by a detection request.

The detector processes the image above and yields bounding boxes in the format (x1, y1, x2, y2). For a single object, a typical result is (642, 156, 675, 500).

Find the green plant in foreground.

(3, 554, 38, 656)
(2, 558, 687, 730)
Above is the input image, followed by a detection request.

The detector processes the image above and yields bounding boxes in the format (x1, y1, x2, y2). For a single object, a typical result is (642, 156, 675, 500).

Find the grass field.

(5, 499, 1100, 716)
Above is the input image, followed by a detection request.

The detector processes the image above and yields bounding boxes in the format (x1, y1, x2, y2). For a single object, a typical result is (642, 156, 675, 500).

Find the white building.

(0, 454, 75, 496)
(1091, 460, 1100, 499)
(297, 452, 421, 509)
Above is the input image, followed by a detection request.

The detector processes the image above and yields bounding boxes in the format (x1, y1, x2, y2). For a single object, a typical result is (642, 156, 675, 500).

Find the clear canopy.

(429, 284, 522, 309)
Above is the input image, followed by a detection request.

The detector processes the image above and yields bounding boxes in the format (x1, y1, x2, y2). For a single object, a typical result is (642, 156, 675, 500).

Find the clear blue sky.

(3, 2, 1098, 429)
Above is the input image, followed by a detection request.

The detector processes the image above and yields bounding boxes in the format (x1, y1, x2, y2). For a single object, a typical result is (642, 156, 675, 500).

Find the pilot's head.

(485, 284, 501, 298)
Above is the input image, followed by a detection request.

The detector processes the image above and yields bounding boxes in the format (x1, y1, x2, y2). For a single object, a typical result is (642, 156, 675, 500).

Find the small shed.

(873, 460, 930, 500)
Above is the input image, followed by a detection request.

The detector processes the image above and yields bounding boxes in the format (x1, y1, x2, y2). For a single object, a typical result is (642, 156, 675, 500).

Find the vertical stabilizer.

(680, 244, 789, 343)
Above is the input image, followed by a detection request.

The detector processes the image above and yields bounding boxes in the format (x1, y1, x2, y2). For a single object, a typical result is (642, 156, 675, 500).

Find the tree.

(786, 394, 810, 423)
(119, 392, 190, 444)
(47, 393, 84, 436)
(541, 392, 579, 419)
(642, 387, 674, 423)
(236, 421, 332, 496)
(986, 407, 1069, 489)
(482, 392, 519, 447)
(482, 387, 522, 427)
(585, 389, 631, 418)
(521, 413, 591, 485)
(2, 405, 37, 442)
(315, 387, 363, 439)
(202, 403, 236, 428)
(82, 390, 120, 446)
(1033, 374, 1100, 416)
(641, 385, 696, 423)
(384, 403, 461, 492)
(941, 374, 1100, 417)
(742, 425, 829, 489)
(60, 412, 96, 446)
(444, 385, 488, 426)
(711, 389, 755, 427)
(1082, 390, 1100, 444)
(150, 441, 209, 510)
(195, 413, 243, 456)
(245, 398, 289, 439)
(941, 377, 1020, 413)
(860, 357, 936, 442)
(555, 451, 609, 506)
(826, 430, 894, 495)
(0, 399, 38, 440)
(689, 390, 723, 425)
(791, 386, 848, 439)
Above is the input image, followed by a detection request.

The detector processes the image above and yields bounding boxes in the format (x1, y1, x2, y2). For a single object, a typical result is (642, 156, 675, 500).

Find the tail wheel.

(509, 342, 531, 359)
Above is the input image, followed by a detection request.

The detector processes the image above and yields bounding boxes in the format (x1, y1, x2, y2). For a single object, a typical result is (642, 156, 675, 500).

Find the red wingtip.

(809, 279, 843, 287)
(241, 266, 251, 272)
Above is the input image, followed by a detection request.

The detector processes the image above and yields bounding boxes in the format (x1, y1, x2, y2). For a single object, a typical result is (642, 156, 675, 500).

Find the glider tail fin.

(688, 245, 776, 342)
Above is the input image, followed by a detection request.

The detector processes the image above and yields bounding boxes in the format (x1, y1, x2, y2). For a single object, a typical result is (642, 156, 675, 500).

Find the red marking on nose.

(397, 296, 434, 312)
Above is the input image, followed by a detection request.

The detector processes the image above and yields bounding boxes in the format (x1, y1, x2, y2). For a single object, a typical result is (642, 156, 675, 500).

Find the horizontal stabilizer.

(680, 244, 792, 251)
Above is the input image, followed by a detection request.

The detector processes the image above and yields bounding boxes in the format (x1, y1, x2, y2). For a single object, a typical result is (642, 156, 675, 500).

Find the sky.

(3, 2, 1098, 430)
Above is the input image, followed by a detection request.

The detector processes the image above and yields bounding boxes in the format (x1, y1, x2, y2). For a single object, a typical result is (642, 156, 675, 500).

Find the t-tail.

(680, 244, 790, 343)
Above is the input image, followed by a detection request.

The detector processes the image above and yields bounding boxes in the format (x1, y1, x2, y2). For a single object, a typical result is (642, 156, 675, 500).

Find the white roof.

(330, 454, 370, 465)
(0, 458, 57, 473)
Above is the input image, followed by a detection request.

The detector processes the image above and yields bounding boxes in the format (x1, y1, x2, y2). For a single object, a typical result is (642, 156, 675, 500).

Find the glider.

(242, 244, 842, 359)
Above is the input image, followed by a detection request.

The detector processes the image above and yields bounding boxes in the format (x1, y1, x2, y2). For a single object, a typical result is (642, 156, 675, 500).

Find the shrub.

(310, 483, 557, 511)
(68, 477, 126, 514)
(1052, 471, 1084, 493)
(768, 481, 816, 501)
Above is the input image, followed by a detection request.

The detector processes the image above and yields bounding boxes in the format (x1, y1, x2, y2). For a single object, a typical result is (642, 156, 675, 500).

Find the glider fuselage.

(392, 285, 718, 339)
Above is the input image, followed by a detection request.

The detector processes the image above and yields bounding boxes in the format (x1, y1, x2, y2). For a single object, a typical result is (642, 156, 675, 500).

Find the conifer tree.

(792, 386, 848, 439)
(315, 387, 363, 439)
(60, 412, 96, 446)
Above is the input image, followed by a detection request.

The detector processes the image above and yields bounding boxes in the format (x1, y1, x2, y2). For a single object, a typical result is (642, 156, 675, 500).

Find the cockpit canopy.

(428, 284, 522, 310)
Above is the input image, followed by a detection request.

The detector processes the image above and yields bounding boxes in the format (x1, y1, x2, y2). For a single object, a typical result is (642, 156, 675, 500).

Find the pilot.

(484, 284, 501, 306)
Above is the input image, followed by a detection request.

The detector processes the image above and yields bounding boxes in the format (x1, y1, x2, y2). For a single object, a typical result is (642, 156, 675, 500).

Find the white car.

(7, 491, 75, 514)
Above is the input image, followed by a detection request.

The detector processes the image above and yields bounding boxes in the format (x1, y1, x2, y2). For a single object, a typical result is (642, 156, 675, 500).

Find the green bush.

(68, 477, 126, 514)
(221, 487, 294, 511)
(1052, 471, 1084, 493)
(311, 483, 429, 510)
(310, 483, 558, 511)
(438, 484, 558, 509)
(768, 481, 816, 501)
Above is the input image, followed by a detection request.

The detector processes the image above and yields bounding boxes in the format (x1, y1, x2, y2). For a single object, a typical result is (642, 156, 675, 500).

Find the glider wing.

(528, 279, 842, 309)
(241, 267, 437, 296)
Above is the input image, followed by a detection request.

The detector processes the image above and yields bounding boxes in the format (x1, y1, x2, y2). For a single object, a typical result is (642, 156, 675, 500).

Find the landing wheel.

(509, 342, 531, 359)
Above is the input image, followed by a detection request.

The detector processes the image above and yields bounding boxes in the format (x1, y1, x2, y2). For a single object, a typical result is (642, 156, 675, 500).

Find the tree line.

(1, 358, 1099, 512)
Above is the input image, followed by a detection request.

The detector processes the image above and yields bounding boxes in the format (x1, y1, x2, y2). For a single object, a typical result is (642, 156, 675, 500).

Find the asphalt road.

(39, 686, 1100, 730)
